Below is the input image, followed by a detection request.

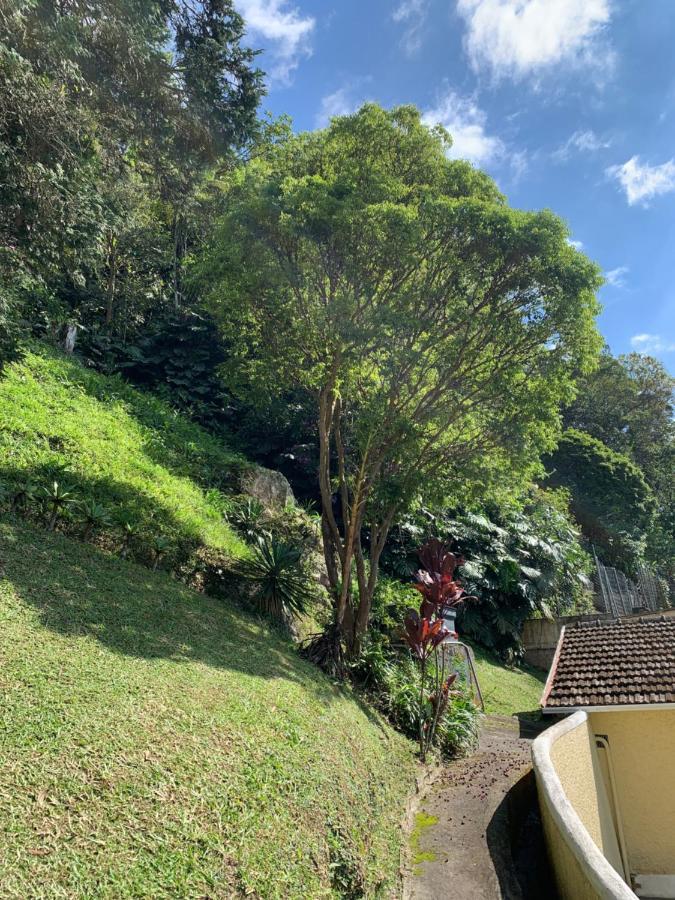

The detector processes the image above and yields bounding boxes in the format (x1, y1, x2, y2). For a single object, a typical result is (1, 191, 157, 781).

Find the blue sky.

(235, 0, 675, 371)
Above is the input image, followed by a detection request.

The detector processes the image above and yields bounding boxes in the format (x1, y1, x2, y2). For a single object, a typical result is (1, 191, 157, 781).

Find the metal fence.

(593, 549, 669, 617)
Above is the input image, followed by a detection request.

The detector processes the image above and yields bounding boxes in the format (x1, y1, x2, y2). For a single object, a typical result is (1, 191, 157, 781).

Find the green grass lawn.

(0, 345, 248, 562)
(0, 519, 417, 898)
(468, 642, 546, 717)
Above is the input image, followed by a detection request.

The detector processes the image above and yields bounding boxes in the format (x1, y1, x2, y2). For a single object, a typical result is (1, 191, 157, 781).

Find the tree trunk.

(105, 232, 118, 327)
(62, 323, 78, 354)
(172, 209, 185, 311)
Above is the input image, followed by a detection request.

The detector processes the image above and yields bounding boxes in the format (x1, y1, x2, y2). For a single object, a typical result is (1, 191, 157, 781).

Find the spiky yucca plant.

(80, 500, 112, 541)
(119, 521, 139, 559)
(42, 481, 76, 531)
(236, 535, 312, 624)
(150, 534, 171, 571)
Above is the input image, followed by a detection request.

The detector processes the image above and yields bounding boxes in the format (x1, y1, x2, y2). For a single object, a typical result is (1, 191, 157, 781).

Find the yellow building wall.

(590, 709, 675, 874)
(551, 717, 624, 876)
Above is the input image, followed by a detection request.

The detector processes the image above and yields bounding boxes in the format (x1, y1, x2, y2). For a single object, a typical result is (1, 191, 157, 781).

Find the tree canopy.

(200, 103, 603, 657)
(0, 0, 264, 356)
(544, 427, 656, 569)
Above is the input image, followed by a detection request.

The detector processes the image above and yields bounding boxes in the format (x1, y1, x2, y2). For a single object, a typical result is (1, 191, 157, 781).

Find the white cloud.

(567, 238, 584, 250)
(422, 91, 505, 166)
(455, 0, 613, 81)
(235, 0, 315, 84)
(630, 333, 675, 354)
(553, 129, 611, 161)
(604, 266, 628, 287)
(393, 0, 429, 55)
(509, 149, 528, 181)
(316, 87, 366, 128)
(607, 155, 675, 206)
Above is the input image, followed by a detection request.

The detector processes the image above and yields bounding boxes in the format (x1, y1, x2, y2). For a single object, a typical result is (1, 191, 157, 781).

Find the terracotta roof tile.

(542, 617, 675, 710)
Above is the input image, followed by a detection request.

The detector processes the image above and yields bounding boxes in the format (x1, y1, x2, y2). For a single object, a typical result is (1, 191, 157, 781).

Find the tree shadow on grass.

(0, 463, 217, 563)
(0, 516, 342, 705)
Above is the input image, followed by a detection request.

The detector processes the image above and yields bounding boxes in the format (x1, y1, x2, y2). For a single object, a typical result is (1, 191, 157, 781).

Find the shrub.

(353, 560, 481, 761)
(226, 496, 265, 541)
(381, 491, 594, 661)
(436, 695, 480, 757)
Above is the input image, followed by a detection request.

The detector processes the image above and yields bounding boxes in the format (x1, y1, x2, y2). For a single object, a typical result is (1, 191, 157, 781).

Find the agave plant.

(150, 534, 171, 571)
(79, 500, 112, 541)
(227, 497, 265, 541)
(42, 481, 76, 531)
(236, 535, 313, 624)
(119, 521, 139, 559)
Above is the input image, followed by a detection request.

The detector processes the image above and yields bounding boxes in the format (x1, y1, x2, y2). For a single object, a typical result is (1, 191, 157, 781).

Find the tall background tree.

(560, 349, 674, 587)
(199, 104, 602, 665)
(0, 0, 264, 359)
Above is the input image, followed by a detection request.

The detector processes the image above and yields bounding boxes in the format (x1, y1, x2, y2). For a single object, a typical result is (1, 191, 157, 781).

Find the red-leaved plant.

(402, 538, 474, 761)
(414, 537, 472, 623)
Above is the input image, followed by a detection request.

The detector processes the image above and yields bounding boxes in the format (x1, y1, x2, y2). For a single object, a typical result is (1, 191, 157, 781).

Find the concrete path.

(404, 716, 554, 900)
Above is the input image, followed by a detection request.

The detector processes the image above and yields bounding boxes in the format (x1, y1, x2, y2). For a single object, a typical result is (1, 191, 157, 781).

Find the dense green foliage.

(352, 576, 543, 732)
(0, 518, 416, 898)
(201, 103, 602, 658)
(563, 351, 674, 581)
(381, 490, 593, 660)
(545, 428, 656, 571)
(0, 0, 264, 358)
(0, 345, 248, 568)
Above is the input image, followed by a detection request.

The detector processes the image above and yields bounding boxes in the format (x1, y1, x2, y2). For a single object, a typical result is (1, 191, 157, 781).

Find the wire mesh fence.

(592, 548, 669, 616)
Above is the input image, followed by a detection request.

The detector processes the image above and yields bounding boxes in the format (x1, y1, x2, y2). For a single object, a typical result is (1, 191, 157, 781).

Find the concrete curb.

(399, 762, 444, 899)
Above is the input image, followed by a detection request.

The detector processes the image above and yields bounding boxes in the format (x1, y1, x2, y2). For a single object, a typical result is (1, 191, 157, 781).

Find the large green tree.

(563, 349, 674, 582)
(201, 104, 602, 661)
(544, 428, 656, 571)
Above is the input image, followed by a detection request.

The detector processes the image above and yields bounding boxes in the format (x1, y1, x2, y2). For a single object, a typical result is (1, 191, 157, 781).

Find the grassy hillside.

(469, 642, 546, 717)
(0, 519, 417, 898)
(0, 345, 248, 563)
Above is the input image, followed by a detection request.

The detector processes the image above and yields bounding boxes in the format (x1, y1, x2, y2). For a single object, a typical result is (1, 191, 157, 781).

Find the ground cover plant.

(0, 345, 249, 568)
(0, 518, 417, 898)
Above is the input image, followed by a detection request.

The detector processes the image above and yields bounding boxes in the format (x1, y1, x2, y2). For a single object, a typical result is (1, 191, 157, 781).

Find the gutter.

(543, 702, 675, 714)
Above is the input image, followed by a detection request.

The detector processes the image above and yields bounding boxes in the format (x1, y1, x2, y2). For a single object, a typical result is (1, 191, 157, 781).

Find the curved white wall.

(532, 710, 636, 900)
